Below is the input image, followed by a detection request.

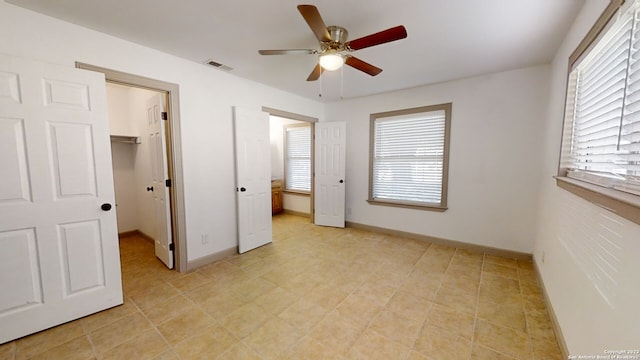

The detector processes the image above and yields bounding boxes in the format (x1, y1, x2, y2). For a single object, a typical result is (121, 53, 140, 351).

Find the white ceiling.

(7, 0, 584, 102)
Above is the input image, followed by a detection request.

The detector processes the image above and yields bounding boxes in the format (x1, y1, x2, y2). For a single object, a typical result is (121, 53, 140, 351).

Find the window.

(558, 0, 640, 225)
(284, 124, 311, 192)
(369, 103, 452, 210)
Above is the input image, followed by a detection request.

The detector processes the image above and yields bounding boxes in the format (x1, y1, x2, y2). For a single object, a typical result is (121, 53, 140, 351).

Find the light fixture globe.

(319, 52, 344, 71)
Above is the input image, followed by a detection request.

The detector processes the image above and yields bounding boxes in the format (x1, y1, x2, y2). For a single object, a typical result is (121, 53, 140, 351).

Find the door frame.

(76, 62, 188, 272)
(262, 107, 317, 222)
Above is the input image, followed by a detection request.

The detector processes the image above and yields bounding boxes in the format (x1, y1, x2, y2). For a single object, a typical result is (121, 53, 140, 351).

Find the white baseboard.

(533, 256, 569, 359)
(186, 246, 238, 272)
(345, 221, 532, 260)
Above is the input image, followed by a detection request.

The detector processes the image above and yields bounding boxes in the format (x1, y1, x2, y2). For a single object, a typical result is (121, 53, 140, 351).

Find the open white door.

(233, 107, 272, 253)
(0, 54, 122, 343)
(314, 121, 346, 227)
(146, 93, 173, 269)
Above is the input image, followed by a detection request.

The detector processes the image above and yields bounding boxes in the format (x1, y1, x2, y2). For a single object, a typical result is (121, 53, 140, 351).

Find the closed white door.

(0, 54, 122, 343)
(146, 93, 173, 269)
(233, 107, 272, 253)
(314, 122, 346, 227)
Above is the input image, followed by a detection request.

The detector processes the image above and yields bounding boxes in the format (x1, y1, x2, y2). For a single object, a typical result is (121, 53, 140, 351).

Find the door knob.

(146, 186, 154, 192)
(339, 179, 344, 183)
(101, 203, 112, 211)
(240, 187, 247, 192)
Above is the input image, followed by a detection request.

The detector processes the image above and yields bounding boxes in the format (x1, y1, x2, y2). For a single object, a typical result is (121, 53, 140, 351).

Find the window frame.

(283, 123, 312, 194)
(556, 0, 640, 226)
(368, 102, 452, 211)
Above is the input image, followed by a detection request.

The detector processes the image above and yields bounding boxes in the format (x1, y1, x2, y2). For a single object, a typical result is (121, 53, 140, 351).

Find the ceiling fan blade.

(346, 25, 407, 50)
(306, 63, 324, 81)
(345, 56, 383, 76)
(258, 49, 317, 55)
(297, 5, 331, 42)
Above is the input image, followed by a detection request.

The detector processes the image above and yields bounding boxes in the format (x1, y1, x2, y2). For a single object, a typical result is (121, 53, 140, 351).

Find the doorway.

(77, 62, 188, 272)
(106, 83, 174, 269)
(263, 107, 317, 221)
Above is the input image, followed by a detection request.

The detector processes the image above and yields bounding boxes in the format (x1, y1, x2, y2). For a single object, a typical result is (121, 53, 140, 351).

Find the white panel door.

(314, 121, 346, 227)
(233, 107, 272, 253)
(146, 93, 173, 269)
(0, 54, 122, 343)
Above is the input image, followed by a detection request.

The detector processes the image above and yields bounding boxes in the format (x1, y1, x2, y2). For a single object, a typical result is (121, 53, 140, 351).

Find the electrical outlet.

(201, 234, 209, 245)
(541, 251, 546, 263)
(347, 207, 352, 216)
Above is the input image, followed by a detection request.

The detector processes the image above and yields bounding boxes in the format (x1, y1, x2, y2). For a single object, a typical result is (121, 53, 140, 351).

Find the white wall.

(110, 142, 138, 233)
(534, 0, 640, 353)
(282, 193, 310, 215)
(107, 83, 138, 233)
(326, 65, 549, 253)
(269, 116, 296, 180)
(0, 2, 324, 263)
(106, 82, 134, 136)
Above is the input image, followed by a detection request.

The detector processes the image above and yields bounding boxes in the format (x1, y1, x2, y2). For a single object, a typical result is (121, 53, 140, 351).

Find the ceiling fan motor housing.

(326, 26, 348, 47)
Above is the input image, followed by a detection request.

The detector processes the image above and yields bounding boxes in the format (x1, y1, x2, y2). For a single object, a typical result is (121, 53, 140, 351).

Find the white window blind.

(563, 1, 640, 196)
(372, 109, 447, 205)
(285, 125, 311, 192)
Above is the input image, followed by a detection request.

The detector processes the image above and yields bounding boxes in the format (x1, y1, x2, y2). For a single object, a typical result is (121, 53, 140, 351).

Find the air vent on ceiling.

(204, 59, 233, 72)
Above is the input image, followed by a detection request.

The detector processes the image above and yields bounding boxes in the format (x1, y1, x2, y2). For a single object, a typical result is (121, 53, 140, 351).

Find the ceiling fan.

(258, 4, 407, 81)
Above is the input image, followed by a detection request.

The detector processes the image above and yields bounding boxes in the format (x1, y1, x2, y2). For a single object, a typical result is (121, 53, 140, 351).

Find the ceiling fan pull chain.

(318, 71, 322, 98)
(340, 66, 344, 100)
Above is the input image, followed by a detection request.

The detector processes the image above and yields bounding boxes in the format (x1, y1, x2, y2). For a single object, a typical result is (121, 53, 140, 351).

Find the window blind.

(372, 110, 446, 204)
(564, 1, 640, 196)
(285, 126, 311, 192)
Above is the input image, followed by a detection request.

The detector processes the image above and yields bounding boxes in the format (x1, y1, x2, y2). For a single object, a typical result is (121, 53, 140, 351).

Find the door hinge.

(161, 112, 168, 120)
(166, 179, 172, 187)
(169, 243, 175, 251)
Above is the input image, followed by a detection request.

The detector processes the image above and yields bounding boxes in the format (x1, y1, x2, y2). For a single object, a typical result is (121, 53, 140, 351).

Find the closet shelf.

(110, 135, 142, 144)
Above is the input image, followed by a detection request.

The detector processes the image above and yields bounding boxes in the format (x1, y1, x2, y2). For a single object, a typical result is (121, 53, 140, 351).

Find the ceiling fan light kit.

(258, 4, 407, 82)
(319, 51, 344, 71)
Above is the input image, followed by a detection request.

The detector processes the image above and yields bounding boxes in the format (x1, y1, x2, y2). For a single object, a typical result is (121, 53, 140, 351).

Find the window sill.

(554, 176, 640, 226)
(283, 190, 310, 196)
(367, 199, 447, 212)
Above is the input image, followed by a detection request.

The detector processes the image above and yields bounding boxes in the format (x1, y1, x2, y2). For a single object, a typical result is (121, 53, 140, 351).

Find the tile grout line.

(82, 321, 100, 360)
(517, 262, 536, 360)
(129, 282, 187, 360)
(401, 242, 451, 360)
(364, 242, 433, 360)
(396, 243, 438, 360)
(473, 257, 530, 360)
(467, 252, 485, 360)
(278, 231, 372, 359)
(278, 233, 419, 359)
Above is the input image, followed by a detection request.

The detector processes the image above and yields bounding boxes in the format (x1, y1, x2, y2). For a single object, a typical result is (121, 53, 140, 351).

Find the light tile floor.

(0, 214, 564, 360)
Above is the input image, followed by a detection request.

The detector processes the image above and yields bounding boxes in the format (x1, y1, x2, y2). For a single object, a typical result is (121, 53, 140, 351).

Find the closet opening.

(77, 62, 187, 273)
(107, 82, 175, 270)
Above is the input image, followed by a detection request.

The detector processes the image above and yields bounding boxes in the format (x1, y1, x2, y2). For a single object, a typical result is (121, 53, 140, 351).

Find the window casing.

(369, 103, 452, 210)
(284, 124, 311, 193)
(558, 0, 640, 225)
